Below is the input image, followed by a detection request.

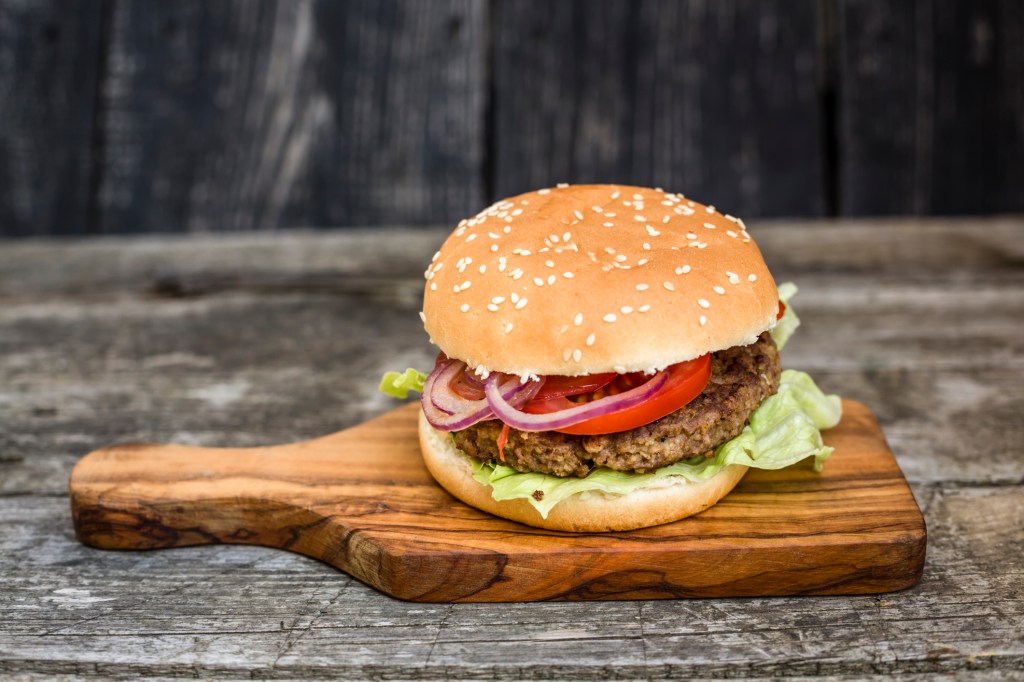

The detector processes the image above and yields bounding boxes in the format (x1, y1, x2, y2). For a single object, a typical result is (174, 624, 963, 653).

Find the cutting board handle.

(70, 439, 331, 551)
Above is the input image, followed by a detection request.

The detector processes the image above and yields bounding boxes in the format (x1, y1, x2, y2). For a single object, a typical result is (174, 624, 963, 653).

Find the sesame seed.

(637, 258, 648, 265)
(563, 349, 572, 361)
(465, 234, 477, 242)
(563, 232, 571, 241)
(533, 277, 544, 286)
(492, 296, 505, 304)
(479, 265, 487, 274)
(574, 313, 583, 326)
(586, 333, 596, 346)
(646, 225, 661, 236)
(643, 243, 651, 250)
(515, 298, 528, 309)
(592, 205, 603, 212)
(636, 283, 649, 291)
(563, 272, 574, 278)
(686, 232, 697, 239)
(487, 304, 499, 312)
(511, 293, 519, 303)
(727, 271, 739, 284)
(505, 322, 514, 333)
(512, 269, 523, 280)
(675, 265, 692, 275)
(557, 182, 569, 188)
(419, 311, 426, 322)
(512, 208, 523, 216)
(603, 313, 617, 322)
(614, 365, 627, 373)
(634, 215, 646, 222)
(460, 303, 470, 312)
(538, 188, 551, 194)
(713, 286, 725, 295)
(639, 304, 651, 312)
(703, 222, 716, 229)
(603, 222, 614, 228)
(430, 282, 437, 290)
(549, 234, 560, 243)
(726, 230, 738, 238)
(503, 226, 511, 234)
(698, 299, 710, 308)
(663, 281, 675, 291)
(748, 274, 757, 282)
(574, 210, 584, 220)
(547, 275, 556, 285)
(461, 280, 471, 290)
(706, 205, 716, 213)
(662, 215, 670, 223)
(621, 306, 634, 314)
(490, 244, 499, 252)
(661, 200, 674, 206)
(611, 191, 621, 199)
(699, 315, 707, 326)
(572, 349, 582, 362)
(545, 259, 555, 268)
(615, 254, 627, 262)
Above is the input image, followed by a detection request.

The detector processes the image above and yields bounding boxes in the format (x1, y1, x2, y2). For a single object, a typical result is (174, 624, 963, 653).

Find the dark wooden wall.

(1, 0, 1021, 236)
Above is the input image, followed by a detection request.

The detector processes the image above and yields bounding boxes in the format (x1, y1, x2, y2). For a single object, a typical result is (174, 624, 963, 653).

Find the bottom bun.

(418, 412, 749, 532)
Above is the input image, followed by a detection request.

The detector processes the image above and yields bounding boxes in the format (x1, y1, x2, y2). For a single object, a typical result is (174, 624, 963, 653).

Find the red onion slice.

(422, 358, 542, 431)
(484, 370, 669, 432)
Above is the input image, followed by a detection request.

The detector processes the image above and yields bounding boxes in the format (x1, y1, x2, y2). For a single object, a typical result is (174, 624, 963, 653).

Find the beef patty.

(451, 332, 781, 477)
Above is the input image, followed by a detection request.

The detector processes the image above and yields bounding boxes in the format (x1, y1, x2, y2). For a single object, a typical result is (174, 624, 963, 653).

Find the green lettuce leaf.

(378, 368, 427, 399)
(772, 282, 801, 350)
(471, 370, 842, 518)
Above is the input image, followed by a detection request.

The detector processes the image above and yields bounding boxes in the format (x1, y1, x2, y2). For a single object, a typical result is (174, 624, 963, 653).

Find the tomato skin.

(522, 354, 712, 435)
(777, 300, 786, 320)
(532, 373, 616, 400)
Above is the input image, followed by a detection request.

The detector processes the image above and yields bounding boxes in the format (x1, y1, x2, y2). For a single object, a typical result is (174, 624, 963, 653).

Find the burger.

(383, 184, 841, 532)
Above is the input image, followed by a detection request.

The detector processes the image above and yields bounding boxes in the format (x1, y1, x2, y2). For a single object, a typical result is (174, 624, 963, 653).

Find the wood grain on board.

(71, 399, 925, 602)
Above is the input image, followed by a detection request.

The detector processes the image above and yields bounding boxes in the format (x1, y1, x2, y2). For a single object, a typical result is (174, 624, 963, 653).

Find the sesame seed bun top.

(421, 184, 778, 378)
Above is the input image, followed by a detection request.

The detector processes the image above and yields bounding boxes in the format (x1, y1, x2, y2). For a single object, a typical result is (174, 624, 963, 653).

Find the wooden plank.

(837, 0, 1024, 214)
(1, 220, 1022, 675)
(491, 0, 824, 217)
(1, 486, 1020, 676)
(1, 218, 1022, 300)
(0, 0, 104, 236)
(95, 0, 485, 233)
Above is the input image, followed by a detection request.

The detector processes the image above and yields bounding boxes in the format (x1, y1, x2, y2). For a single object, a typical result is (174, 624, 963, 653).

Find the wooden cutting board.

(70, 399, 926, 602)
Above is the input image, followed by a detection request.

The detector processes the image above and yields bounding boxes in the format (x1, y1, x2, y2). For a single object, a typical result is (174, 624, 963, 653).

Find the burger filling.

(453, 333, 780, 477)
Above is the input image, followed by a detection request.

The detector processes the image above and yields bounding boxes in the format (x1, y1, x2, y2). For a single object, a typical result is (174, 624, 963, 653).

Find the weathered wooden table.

(1, 218, 1022, 678)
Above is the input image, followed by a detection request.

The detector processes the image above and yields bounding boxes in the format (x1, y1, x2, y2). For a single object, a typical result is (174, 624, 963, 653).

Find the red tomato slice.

(777, 300, 786, 320)
(522, 354, 711, 435)
(532, 373, 616, 400)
